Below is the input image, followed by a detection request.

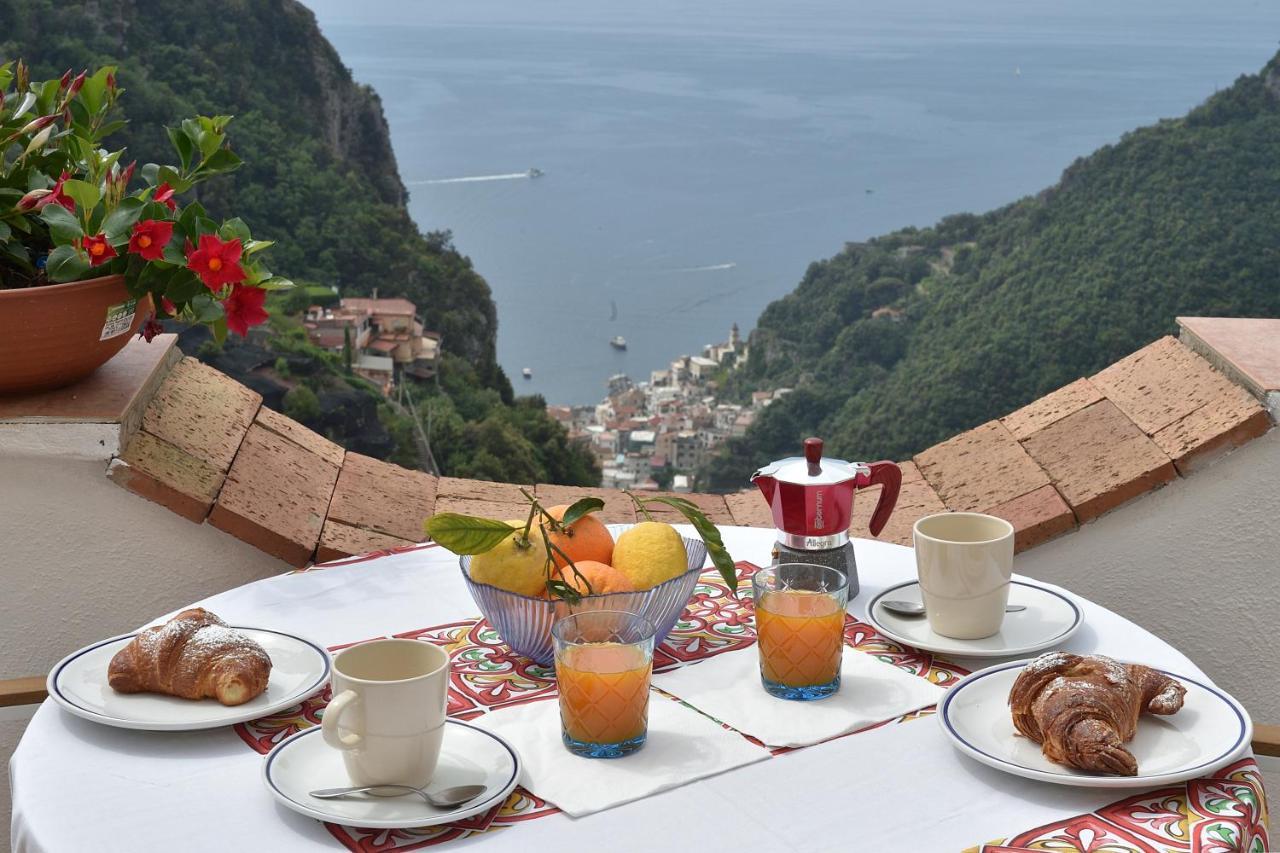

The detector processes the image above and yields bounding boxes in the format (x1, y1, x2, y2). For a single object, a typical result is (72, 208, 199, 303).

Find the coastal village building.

(303, 296, 441, 389)
(565, 325, 783, 488)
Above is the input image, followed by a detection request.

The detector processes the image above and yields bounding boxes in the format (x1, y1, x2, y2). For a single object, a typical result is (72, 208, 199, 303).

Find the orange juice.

(756, 590, 845, 687)
(557, 642, 651, 744)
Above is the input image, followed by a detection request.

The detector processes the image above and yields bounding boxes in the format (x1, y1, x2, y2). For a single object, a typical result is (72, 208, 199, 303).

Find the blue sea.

(303, 0, 1280, 405)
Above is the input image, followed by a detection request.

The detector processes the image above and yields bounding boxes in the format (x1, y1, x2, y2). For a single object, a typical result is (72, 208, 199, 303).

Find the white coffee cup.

(321, 639, 449, 790)
(912, 512, 1015, 640)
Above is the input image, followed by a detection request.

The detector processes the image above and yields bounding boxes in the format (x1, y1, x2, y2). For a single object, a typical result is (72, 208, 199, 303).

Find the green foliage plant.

(0, 60, 291, 342)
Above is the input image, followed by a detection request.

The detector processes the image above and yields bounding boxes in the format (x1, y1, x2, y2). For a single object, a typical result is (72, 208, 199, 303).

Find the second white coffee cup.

(912, 512, 1015, 640)
(321, 638, 449, 790)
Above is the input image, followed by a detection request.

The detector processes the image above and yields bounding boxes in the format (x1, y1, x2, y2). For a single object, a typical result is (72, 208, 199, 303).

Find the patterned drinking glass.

(753, 563, 849, 700)
(552, 609, 656, 758)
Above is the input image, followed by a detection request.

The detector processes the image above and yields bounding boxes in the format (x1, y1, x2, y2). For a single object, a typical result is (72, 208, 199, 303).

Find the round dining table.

(10, 527, 1268, 852)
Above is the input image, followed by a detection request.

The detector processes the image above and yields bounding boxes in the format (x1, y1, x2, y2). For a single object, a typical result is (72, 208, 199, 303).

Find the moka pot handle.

(865, 461, 902, 538)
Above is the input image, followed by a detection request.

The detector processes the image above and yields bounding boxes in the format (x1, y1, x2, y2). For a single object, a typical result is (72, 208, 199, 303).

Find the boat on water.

(610, 336, 627, 350)
(527, 168, 544, 178)
(522, 367, 533, 378)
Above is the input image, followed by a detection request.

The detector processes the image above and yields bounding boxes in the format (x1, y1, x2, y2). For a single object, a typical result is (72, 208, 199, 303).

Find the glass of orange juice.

(753, 564, 848, 700)
(552, 610, 656, 758)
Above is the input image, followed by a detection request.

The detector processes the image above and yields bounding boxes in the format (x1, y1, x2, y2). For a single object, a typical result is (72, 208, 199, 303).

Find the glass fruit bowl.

(459, 524, 708, 665)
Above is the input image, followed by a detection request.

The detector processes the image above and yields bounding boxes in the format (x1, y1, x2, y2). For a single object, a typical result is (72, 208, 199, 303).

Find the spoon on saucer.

(880, 600, 1026, 618)
(310, 783, 488, 808)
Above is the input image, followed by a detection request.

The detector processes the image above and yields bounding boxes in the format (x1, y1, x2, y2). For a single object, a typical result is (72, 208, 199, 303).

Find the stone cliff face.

(273, 0, 408, 208)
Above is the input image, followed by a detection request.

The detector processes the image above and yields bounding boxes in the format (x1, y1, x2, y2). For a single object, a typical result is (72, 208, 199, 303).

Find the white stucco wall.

(0, 453, 285, 846)
(1017, 428, 1280, 725)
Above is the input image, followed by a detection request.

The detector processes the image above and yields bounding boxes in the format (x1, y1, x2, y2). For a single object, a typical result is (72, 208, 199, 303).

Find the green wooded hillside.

(706, 50, 1280, 490)
(2, 0, 599, 485)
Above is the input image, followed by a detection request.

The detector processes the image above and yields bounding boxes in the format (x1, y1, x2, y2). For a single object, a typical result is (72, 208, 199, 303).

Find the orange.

(553, 560, 636, 596)
(544, 505, 614, 568)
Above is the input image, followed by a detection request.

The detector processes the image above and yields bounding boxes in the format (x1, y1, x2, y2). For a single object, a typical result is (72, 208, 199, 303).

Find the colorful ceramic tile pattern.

(964, 757, 1269, 852)
(236, 557, 1267, 852)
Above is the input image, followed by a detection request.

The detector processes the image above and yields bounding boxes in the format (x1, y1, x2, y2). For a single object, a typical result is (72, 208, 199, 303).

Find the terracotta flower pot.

(0, 274, 153, 395)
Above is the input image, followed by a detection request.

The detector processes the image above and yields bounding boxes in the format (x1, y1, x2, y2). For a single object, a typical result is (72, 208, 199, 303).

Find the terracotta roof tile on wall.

(724, 490, 774, 528)
(109, 356, 261, 521)
(1090, 337, 1269, 474)
(142, 358, 260, 470)
(914, 420, 1051, 512)
(1020, 399, 1175, 523)
(913, 422, 1072, 552)
(534, 484, 637, 523)
(327, 452, 437, 543)
(208, 422, 342, 566)
(640, 491, 733, 525)
(317, 521, 417, 564)
(1000, 378, 1104, 441)
(100, 324, 1272, 569)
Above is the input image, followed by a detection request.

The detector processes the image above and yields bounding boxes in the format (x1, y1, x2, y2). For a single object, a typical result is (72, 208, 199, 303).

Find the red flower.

(29, 171, 75, 212)
(222, 284, 268, 337)
(185, 234, 245, 290)
(152, 183, 177, 212)
(79, 233, 117, 267)
(160, 297, 177, 316)
(139, 316, 164, 343)
(128, 219, 174, 261)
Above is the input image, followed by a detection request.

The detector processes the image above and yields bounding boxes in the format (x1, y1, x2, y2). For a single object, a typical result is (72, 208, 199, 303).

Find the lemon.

(468, 521, 552, 597)
(612, 522, 689, 590)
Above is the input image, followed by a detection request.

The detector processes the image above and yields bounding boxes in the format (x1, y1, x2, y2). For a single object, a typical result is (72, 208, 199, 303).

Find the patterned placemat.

(234, 561, 968, 850)
(964, 758, 1269, 853)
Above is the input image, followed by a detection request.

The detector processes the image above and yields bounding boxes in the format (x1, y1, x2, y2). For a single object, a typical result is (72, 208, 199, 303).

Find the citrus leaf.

(559, 497, 604, 528)
(545, 578, 583, 606)
(424, 513, 517, 554)
(639, 496, 738, 593)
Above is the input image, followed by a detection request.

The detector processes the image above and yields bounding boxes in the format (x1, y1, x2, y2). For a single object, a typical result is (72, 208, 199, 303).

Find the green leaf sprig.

(626, 492, 738, 595)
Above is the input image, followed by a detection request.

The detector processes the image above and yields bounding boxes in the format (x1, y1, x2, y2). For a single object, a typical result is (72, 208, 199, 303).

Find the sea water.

(303, 0, 1280, 405)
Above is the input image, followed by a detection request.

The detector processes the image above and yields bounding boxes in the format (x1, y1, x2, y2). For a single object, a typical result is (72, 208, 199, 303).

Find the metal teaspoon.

(880, 599, 1026, 617)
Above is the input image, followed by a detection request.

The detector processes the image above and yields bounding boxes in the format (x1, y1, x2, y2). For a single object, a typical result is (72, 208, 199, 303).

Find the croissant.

(1008, 652, 1185, 776)
(108, 608, 272, 706)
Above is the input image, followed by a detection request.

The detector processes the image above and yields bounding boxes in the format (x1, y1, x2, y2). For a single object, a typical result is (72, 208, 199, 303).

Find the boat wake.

(408, 172, 531, 185)
(665, 262, 737, 273)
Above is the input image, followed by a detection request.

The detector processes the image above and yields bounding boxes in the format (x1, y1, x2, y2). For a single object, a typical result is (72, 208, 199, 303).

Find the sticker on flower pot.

(100, 299, 138, 341)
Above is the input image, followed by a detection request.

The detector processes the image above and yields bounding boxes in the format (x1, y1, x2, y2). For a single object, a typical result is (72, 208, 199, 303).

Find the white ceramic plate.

(263, 720, 521, 829)
(865, 579, 1083, 658)
(939, 659, 1253, 788)
(47, 627, 330, 730)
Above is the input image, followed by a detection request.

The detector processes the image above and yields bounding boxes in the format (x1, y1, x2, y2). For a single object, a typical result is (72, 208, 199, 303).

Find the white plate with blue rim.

(47, 627, 329, 730)
(938, 658, 1253, 788)
(866, 578, 1083, 658)
(263, 720, 522, 829)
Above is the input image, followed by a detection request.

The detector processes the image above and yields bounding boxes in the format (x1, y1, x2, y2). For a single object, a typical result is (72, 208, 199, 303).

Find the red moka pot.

(751, 437, 902, 552)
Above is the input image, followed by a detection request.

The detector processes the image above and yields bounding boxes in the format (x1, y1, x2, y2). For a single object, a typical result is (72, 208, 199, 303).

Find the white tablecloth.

(10, 528, 1208, 853)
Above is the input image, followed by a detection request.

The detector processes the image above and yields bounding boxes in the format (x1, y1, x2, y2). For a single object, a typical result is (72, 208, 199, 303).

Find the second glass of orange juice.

(552, 610, 655, 758)
(753, 564, 849, 700)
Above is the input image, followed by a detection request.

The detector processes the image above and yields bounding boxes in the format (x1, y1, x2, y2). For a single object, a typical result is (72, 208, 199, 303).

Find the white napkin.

(652, 646, 944, 748)
(472, 693, 770, 817)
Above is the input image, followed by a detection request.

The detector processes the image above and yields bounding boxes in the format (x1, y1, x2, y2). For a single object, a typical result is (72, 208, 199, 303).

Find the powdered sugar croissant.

(1008, 652, 1185, 775)
(108, 608, 272, 706)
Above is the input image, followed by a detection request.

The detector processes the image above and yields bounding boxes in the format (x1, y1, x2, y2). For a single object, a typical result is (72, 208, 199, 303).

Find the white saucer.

(263, 720, 521, 829)
(865, 579, 1083, 658)
(939, 659, 1252, 788)
(48, 627, 330, 730)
